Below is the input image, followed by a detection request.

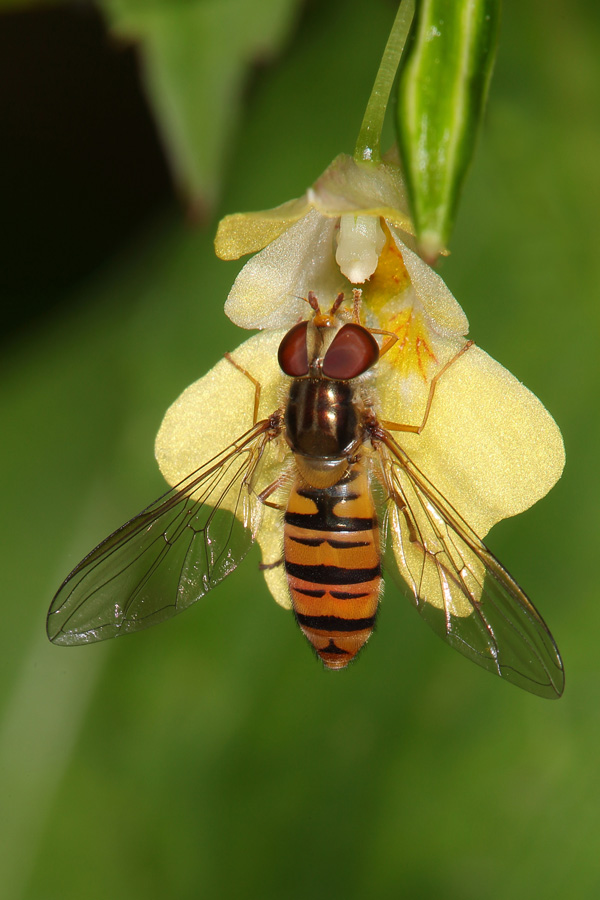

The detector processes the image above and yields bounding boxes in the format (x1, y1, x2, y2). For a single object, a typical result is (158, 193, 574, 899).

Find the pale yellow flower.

(215, 152, 468, 340)
(161, 149, 565, 631)
(155, 326, 565, 614)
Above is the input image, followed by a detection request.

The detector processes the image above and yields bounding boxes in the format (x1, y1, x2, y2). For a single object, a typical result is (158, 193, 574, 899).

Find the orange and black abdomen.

(284, 462, 381, 669)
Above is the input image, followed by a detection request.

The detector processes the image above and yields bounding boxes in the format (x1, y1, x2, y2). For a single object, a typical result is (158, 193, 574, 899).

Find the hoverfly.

(47, 292, 564, 698)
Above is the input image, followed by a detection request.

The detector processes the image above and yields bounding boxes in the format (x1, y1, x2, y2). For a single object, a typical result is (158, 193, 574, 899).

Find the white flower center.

(335, 214, 386, 283)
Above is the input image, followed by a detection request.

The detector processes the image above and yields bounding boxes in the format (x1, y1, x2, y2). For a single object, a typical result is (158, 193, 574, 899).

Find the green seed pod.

(397, 0, 501, 262)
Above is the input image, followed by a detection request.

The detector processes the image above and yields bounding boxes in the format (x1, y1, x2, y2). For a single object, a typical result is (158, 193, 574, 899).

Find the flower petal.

(155, 330, 286, 488)
(310, 154, 414, 235)
(388, 225, 469, 336)
(156, 331, 294, 610)
(224, 209, 345, 329)
(376, 343, 565, 537)
(256, 505, 292, 610)
(214, 196, 310, 260)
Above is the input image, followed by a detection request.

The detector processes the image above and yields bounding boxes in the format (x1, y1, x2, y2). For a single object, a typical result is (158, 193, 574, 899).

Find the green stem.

(354, 0, 416, 164)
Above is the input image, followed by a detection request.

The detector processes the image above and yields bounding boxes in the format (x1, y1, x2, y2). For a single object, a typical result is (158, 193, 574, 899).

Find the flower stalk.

(354, 0, 416, 165)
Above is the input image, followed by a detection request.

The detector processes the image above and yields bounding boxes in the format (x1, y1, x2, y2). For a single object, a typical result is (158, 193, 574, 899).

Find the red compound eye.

(278, 321, 309, 376)
(322, 323, 379, 380)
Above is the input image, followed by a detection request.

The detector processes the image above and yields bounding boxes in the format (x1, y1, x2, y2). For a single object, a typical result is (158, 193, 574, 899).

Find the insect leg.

(350, 288, 398, 356)
(255, 470, 290, 511)
(258, 558, 284, 571)
(256, 484, 285, 511)
(369, 327, 399, 358)
(224, 352, 262, 425)
(380, 341, 474, 435)
(256, 478, 286, 572)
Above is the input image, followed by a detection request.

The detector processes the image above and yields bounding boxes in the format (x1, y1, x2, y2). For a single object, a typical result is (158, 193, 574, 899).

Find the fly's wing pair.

(377, 431, 564, 698)
(47, 420, 280, 646)
(48, 399, 565, 697)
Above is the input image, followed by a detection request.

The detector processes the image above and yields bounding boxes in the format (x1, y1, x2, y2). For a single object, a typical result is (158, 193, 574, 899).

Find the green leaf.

(100, 0, 300, 215)
(396, 0, 500, 261)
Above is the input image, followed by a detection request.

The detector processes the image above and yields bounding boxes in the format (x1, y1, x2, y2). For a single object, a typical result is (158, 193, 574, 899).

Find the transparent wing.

(48, 420, 280, 645)
(377, 431, 564, 698)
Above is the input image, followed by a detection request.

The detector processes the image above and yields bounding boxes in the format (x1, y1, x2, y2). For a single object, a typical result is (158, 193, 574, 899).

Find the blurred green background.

(1, 1, 599, 898)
